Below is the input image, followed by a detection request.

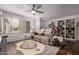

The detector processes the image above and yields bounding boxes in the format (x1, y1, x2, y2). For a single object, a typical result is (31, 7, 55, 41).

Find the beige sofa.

(33, 28, 53, 45)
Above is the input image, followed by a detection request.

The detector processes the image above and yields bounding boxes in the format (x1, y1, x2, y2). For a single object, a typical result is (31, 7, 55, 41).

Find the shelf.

(58, 19, 75, 39)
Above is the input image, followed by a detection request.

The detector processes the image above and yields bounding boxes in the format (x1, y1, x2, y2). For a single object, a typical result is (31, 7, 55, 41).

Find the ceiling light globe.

(32, 10, 36, 14)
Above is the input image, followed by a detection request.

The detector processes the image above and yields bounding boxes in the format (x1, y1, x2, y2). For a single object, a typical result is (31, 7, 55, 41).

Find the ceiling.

(0, 4, 79, 19)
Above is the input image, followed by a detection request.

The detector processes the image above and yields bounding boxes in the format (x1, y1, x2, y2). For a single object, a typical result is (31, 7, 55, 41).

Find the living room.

(0, 4, 79, 55)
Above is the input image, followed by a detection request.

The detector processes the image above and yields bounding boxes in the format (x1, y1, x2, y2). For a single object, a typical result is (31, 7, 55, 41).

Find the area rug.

(15, 40, 60, 55)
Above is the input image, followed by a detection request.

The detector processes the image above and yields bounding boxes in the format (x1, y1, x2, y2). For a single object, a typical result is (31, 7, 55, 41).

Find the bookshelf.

(58, 19, 75, 39)
(66, 19, 75, 39)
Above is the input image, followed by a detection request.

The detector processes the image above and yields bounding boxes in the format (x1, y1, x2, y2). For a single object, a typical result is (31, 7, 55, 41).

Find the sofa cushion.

(40, 36, 49, 42)
(33, 35, 41, 41)
(45, 29, 52, 35)
(53, 36, 63, 42)
(36, 29, 45, 34)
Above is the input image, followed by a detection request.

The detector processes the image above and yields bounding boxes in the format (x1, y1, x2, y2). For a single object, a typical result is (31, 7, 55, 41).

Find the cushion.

(34, 35, 40, 40)
(40, 36, 49, 42)
(36, 29, 45, 34)
(57, 36, 63, 42)
(45, 29, 52, 35)
(53, 36, 63, 42)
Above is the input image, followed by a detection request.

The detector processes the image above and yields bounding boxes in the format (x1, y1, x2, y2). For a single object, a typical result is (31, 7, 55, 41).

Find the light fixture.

(32, 10, 36, 15)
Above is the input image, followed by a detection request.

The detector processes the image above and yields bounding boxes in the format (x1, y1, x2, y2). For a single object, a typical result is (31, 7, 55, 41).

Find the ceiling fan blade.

(32, 4, 37, 10)
(36, 4, 42, 9)
(33, 4, 37, 8)
(36, 10, 44, 13)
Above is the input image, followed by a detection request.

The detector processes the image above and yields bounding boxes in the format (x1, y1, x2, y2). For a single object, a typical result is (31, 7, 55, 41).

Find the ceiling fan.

(24, 4, 44, 15)
(33, 4, 44, 12)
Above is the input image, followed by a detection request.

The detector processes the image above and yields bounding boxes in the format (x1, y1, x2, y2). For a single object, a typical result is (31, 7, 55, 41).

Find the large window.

(3, 17, 20, 33)
(0, 16, 30, 33)
(9, 18, 19, 33)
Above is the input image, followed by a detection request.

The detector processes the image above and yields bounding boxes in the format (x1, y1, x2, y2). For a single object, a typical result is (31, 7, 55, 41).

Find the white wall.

(40, 20, 46, 29)
(7, 33, 25, 42)
(6, 33, 31, 42)
(35, 16, 40, 32)
(40, 19, 58, 29)
(30, 16, 40, 32)
(30, 18, 36, 32)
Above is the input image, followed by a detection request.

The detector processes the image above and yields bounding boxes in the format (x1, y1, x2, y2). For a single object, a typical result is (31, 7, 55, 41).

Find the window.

(12, 19, 19, 33)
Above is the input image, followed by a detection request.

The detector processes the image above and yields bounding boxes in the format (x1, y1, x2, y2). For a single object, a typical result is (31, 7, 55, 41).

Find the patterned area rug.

(15, 40, 60, 55)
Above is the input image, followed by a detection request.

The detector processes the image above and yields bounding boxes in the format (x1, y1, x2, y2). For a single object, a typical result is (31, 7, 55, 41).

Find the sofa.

(7, 33, 31, 42)
(32, 28, 65, 47)
(32, 28, 53, 45)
